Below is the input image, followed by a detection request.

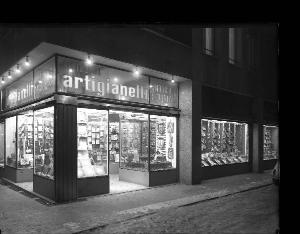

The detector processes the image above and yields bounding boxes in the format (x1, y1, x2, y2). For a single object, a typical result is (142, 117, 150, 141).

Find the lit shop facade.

(0, 53, 179, 202)
(0, 44, 279, 202)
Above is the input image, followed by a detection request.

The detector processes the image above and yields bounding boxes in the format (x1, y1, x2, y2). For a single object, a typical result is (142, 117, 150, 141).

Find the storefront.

(0, 50, 181, 202)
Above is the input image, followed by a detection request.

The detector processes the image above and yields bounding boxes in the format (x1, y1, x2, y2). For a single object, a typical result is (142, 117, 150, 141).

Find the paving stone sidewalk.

(0, 171, 273, 234)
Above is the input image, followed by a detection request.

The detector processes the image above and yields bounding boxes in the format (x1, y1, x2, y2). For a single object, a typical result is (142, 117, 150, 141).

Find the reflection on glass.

(34, 107, 54, 179)
(110, 110, 149, 171)
(17, 111, 34, 168)
(34, 57, 55, 99)
(263, 125, 279, 160)
(0, 122, 4, 167)
(150, 116, 176, 171)
(201, 119, 249, 167)
(5, 116, 17, 167)
(77, 108, 108, 178)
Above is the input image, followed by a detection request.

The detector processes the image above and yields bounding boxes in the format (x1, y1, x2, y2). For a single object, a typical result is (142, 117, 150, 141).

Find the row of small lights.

(75, 54, 175, 84)
(1, 56, 31, 85)
(1, 54, 176, 85)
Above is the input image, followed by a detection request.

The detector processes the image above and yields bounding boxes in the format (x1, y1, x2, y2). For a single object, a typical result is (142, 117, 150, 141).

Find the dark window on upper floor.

(247, 35, 256, 69)
(203, 28, 215, 56)
(228, 28, 243, 65)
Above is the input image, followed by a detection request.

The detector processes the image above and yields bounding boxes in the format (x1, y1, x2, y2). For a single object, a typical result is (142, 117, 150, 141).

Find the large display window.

(150, 115, 176, 171)
(110, 110, 149, 171)
(0, 122, 4, 167)
(263, 125, 279, 160)
(5, 116, 17, 167)
(201, 119, 249, 166)
(77, 108, 108, 178)
(17, 111, 34, 169)
(34, 107, 54, 179)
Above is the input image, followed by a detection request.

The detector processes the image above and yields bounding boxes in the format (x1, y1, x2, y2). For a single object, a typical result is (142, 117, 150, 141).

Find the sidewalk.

(0, 171, 273, 234)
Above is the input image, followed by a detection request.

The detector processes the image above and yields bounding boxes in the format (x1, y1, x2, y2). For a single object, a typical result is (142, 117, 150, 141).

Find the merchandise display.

(201, 119, 249, 167)
(34, 107, 54, 179)
(17, 111, 34, 169)
(113, 111, 149, 171)
(109, 114, 120, 163)
(263, 125, 279, 160)
(5, 116, 17, 167)
(0, 122, 4, 167)
(77, 108, 108, 178)
(150, 115, 176, 171)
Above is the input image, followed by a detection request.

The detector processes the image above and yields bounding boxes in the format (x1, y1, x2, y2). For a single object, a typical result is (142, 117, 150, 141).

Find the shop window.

(150, 115, 176, 171)
(201, 119, 249, 166)
(77, 108, 108, 178)
(263, 125, 279, 160)
(203, 28, 215, 56)
(34, 107, 54, 179)
(110, 110, 149, 171)
(17, 111, 34, 169)
(5, 116, 17, 167)
(0, 122, 4, 167)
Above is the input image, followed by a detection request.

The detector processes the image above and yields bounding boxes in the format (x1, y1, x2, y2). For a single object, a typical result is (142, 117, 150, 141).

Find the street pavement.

(84, 185, 279, 234)
(0, 172, 276, 234)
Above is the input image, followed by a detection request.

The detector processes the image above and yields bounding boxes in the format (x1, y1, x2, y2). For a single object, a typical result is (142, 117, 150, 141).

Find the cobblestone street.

(83, 185, 279, 234)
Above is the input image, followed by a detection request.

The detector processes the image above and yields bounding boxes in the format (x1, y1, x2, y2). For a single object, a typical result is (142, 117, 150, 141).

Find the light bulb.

(69, 68, 73, 73)
(171, 76, 175, 83)
(86, 54, 93, 65)
(8, 70, 12, 79)
(24, 56, 30, 67)
(1, 77, 5, 84)
(15, 64, 21, 74)
(133, 67, 140, 77)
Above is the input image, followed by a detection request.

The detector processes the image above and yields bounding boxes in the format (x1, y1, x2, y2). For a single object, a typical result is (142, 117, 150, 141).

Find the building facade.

(0, 25, 279, 202)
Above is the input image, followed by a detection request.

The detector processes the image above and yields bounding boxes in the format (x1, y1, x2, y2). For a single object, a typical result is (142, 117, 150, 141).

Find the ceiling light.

(1, 77, 5, 84)
(86, 54, 93, 66)
(8, 70, 12, 79)
(15, 64, 21, 74)
(24, 56, 30, 67)
(171, 76, 175, 83)
(69, 68, 73, 73)
(133, 67, 140, 77)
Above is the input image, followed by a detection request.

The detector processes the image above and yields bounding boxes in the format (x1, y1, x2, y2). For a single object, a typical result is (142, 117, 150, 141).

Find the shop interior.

(2, 107, 177, 197)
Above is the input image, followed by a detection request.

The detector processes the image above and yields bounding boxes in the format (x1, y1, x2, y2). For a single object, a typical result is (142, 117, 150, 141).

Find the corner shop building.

(0, 42, 278, 203)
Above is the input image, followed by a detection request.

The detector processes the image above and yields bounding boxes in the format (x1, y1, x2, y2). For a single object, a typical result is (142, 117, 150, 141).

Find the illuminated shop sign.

(2, 57, 56, 110)
(57, 56, 178, 107)
(4, 71, 34, 109)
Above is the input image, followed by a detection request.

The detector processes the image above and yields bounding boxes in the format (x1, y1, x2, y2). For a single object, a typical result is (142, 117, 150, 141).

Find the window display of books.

(150, 116, 176, 171)
(263, 126, 279, 160)
(120, 120, 148, 171)
(77, 109, 108, 178)
(201, 119, 249, 167)
(17, 116, 34, 169)
(34, 107, 54, 179)
(109, 122, 120, 163)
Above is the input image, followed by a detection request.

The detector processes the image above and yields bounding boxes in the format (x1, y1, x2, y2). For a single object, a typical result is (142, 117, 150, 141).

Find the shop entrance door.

(108, 110, 148, 194)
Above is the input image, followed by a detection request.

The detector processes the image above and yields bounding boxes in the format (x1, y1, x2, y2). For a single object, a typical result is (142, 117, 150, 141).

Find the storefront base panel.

(149, 169, 177, 186)
(0, 167, 4, 178)
(109, 162, 119, 174)
(263, 159, 277, 170)
(77, 176, 109, 198)
(33, 175, 55, 201)
(201, 163, 251, 180)
(4, 166, 33, 183)
(119, 168, 149, 186)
